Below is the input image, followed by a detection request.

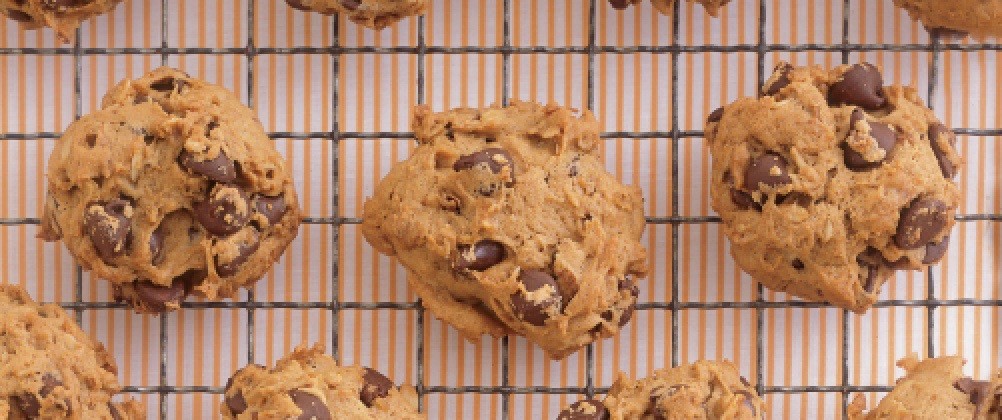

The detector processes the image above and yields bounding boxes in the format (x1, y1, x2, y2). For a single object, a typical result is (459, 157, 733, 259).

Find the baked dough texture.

(40, 67, 301, 313)
(848, 355, 1002, 419)
(0, 284, 143, 420)
(221, 344, 423, 420)
(893, 0, 1002, 39)
(707, 62, 961, 313)
(0, 0, 122, 43)
(284, 0, 426, 29)
(557, 360, 764, 419)
(608, 0, 733, 16)
(361, 101, 648, 359)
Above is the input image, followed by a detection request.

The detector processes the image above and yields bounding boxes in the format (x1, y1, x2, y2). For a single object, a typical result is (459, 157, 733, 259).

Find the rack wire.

(0, 0, 999, 419)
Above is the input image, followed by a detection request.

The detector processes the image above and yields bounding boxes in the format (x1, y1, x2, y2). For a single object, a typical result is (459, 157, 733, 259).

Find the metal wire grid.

(0, 0, 999, 419)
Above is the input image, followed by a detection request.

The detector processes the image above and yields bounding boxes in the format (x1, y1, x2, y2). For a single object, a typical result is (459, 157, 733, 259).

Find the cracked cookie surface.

(0, 0, 122, 43)
(557, 360, 764, 419)
(707, 62, 961, 312)
(848, 355, 1002, 419)
(284, 0, 426, 29)
(608, 0, 732, 16)
(40, 67, 301, 313)
(361, 101, 648, 359)
(893, 0, 1002, 39)
(221, 344, 423, 420)
(0, 284, 143, 420)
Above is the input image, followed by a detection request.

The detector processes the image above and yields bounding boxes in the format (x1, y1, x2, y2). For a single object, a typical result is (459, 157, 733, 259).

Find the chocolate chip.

(792, 259, 805, 270)
(953, 377, 999, 415)
(511, 270, 562, 326)
(455, 240, 506, 271)
(843, 109, 898, 171)
(215, 229, 260, 277)
(134, 278, 187, 312)
(728, 188, 757, 210)
(108, 403, 123, 420)
(763, 62, 793, 96)
(557, 399, 609, 420)
(828, 63, 886, 110)
(149, 77, 187, 92)
(253, 194, 288, 225)
(84, 199, 133, 262)
(359, 368, 394, 407)
(288, 390, 331, 420)
(39, 374, 62, 397)
(13, 374, 64, 417)
(453, 148, 516, 178)
(284, 0, 311, 11)
(744, 152, 792, 191)
(618, 304, 636, 327)
(339, 0, 361, 10)
(224, 389, 248, 415)
(928, 123, 958, 179)
(194, 184, 251, 236)
(895, 197, 950, 250)
(179, 149, 238, 183)
(856, 248, 884, 293)
(6, 9, 34, 22)
(735, 389, 758, 416)
(707, 106, 725, 123)
(780, 192, 813, 207)
(608, 0, 631, 9)
(922, 235, 950, 264)
(150, 224, 166, 265)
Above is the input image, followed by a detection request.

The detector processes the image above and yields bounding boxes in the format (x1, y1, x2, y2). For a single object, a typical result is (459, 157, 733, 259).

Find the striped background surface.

(0, 1, 999, 419)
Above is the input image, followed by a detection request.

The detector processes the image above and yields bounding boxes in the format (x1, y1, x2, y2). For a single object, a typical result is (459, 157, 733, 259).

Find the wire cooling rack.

(0, 0, 1000, 419)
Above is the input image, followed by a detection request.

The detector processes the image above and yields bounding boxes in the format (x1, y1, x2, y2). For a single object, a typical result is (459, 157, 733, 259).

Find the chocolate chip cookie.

(707, 62, 962, 313)
(608, 0, 732, 16)
(221, 344, 423, 419)
(893, 0, 1002, 39)
(39, 67, 301, 313)
(361, 101, 648, 359)
(557, 360, 764, 419)
(284, 0, 427, 30)
(848, 355, 1002, 419)
(0, 0, 122, 43)
(0, 284, 144, 419)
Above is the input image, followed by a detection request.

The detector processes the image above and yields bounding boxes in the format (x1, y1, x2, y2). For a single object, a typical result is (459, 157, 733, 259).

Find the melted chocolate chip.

(828, 63, 886, 110)
(922, 235, 950, 264)
(253, 194, 288, 225)
(84, 199, 133, 262)
(455, 240, 506, 272)
(288, 390, 331, 420)
(707, 106, 725, 123)
(359, 368, 394, 407)
(511, 270, 562, 326)
(150, 224, 166, 265)
(194, 184, 251, 236)
(453, 148, 516, 178)
(215, 230, 260, 277)
(557, 399, 609, 420)
(179, 149, 238, 183)
(134, 278, 187, 312)
(792, 259, 805, 270)
(843, 109, 898, 171)
(744, 153, 792, 191)
(928, 123, 958, 179)
(284, 0, 311, 11)
(608, 0, 631, 9)
(763, 62, 793, 96)
(895, 197, 950, 250)
(6, 9, 34, 23)
(954, 377, 1000, 415)
(223, 375, 248, 415)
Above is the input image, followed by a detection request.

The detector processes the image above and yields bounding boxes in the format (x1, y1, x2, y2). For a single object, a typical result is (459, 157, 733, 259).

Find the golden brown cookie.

(221, 344, 423, 420)
(284, 0, 426, 29)
(361, 101, 648, 359)
(707, 62, 962, 313)
(557, 360, 764, 419)
(893, 0, 1002, 39)
(40, 67, 301, 313)
(848, 355, 1002, 419)
(0, 0, 122, 43)
(608, 0, 732, 16)
(0, 284, 144, 420)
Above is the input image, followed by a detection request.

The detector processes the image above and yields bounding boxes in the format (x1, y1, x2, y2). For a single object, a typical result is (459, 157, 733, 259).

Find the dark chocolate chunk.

(359, 368, 394, 407)
(84, 199, 133, 262)
(511, 270, 562, 326)
(894, 197, 950, 250)
(557, 399, 609, 420)
(194, 184, 251, 236)
(455, 240, 506, 272)
(828, 63, 886, 110)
